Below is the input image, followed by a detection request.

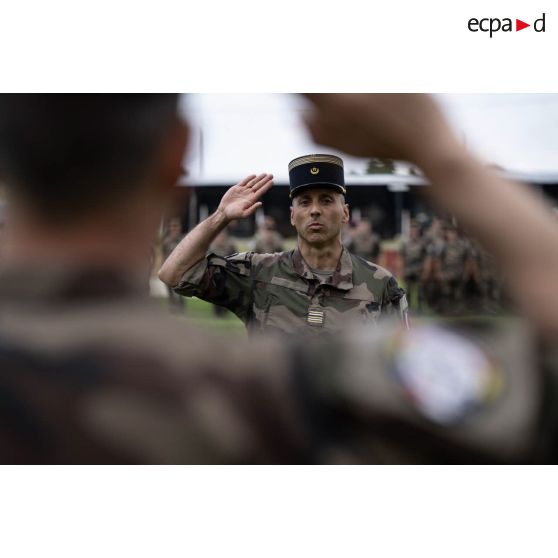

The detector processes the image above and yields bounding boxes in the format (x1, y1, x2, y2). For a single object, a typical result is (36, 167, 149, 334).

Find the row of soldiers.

(400, 218, 502, 315)
(161, 212, 503, 317)
(329, 214, 503, 316)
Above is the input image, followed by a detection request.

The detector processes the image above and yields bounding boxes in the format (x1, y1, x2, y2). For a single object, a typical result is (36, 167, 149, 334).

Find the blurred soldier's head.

(288, 154, 349, 248)
(357, 218, 372, 234)
(0, 94, 189, 268)
(167, 217, 183, 239)
(445, 227, 459, 243)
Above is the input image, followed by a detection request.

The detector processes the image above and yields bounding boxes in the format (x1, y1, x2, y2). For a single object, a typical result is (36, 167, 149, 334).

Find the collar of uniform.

(291, 247, 354, 291)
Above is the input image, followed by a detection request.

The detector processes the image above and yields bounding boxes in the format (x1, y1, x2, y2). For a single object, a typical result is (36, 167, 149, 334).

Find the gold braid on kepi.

(288, 154, 346, 198)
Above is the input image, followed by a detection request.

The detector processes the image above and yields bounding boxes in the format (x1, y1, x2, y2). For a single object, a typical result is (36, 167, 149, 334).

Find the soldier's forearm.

(158, 210, 230, 287)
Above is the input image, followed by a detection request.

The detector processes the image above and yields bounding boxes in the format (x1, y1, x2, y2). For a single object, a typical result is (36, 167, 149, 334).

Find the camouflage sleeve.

(381, 276, 410, 329)
(292, 319, 541, 463)
(173, 252, 255, 321)
(2, 314, 543, 464)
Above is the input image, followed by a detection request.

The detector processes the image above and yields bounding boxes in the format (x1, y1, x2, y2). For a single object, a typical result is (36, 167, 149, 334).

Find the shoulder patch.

(389, 326, 503, 424)
(206, 251, 252, 277)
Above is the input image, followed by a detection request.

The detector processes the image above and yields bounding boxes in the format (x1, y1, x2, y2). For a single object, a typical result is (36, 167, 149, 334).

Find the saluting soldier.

(159, 154, 408, 336)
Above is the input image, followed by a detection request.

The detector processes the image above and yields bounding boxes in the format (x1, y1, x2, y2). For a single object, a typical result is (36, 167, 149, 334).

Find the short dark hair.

(0, 94, 180, 223)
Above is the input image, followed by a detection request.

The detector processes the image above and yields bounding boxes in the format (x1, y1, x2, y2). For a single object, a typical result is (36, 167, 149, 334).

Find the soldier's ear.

(290, 206, 295, 226)
(342, 203, 350, 223)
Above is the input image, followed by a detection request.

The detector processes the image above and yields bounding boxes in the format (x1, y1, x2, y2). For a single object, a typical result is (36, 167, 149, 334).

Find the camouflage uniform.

(162, 235, 185, 312)
(208, 236, 238, 317)
(440, 239, 468, 313)
(0, 265, 551, 464)
(422, 233, 445, 312)
(400, 237, 426, 310)
(174, 247, 409, 335)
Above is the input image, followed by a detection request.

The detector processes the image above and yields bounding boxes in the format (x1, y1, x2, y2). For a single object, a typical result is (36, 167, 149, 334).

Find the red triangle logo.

(516, 19, 530, 31)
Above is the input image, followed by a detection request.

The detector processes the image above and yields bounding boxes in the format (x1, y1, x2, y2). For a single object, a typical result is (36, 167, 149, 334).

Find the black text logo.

(468, 13, 546, 37)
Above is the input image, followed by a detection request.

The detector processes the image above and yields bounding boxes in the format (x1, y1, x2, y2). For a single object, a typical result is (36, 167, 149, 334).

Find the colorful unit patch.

(387, 325, 503, 424)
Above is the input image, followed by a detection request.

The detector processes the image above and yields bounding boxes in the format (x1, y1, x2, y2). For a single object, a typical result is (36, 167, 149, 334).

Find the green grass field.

(165, 296, 247, 335)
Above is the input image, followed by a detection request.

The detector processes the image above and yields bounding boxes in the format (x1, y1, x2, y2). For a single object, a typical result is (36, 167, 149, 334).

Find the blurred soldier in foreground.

(162, 217, 185, 312)
(159, 154, 408, 335)
(0, 94, 557, 464)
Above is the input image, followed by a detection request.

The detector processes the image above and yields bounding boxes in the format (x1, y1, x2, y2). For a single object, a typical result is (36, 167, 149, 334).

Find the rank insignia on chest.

(307, 307, 325, 327)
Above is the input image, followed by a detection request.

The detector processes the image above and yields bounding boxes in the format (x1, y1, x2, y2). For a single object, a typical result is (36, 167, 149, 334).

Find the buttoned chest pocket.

(326, 291, 382, 326)
(252, 279, 310, 332)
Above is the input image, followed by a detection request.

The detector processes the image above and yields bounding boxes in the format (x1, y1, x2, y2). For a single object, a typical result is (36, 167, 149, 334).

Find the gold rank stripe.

(288, 155, 344, 172)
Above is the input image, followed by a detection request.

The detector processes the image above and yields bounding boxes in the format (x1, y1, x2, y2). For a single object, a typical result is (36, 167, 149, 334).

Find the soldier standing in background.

(209, 228, 238, 258)
(421, 217, 445, 312)
(345, 218, 381, 262)
(162, 217, 185, 313)
(253, 215, 284, 253)
(400, 221, 426, 310)
(439, 226, 468, 314)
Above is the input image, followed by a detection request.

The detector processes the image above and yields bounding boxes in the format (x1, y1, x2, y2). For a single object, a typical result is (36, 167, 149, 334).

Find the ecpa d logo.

(468, 12, 546, 37)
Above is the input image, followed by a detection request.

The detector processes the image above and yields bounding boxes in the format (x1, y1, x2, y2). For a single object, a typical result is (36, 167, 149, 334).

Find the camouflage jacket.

(0, 265, 550, 464)
(174, 248, 409, 335)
